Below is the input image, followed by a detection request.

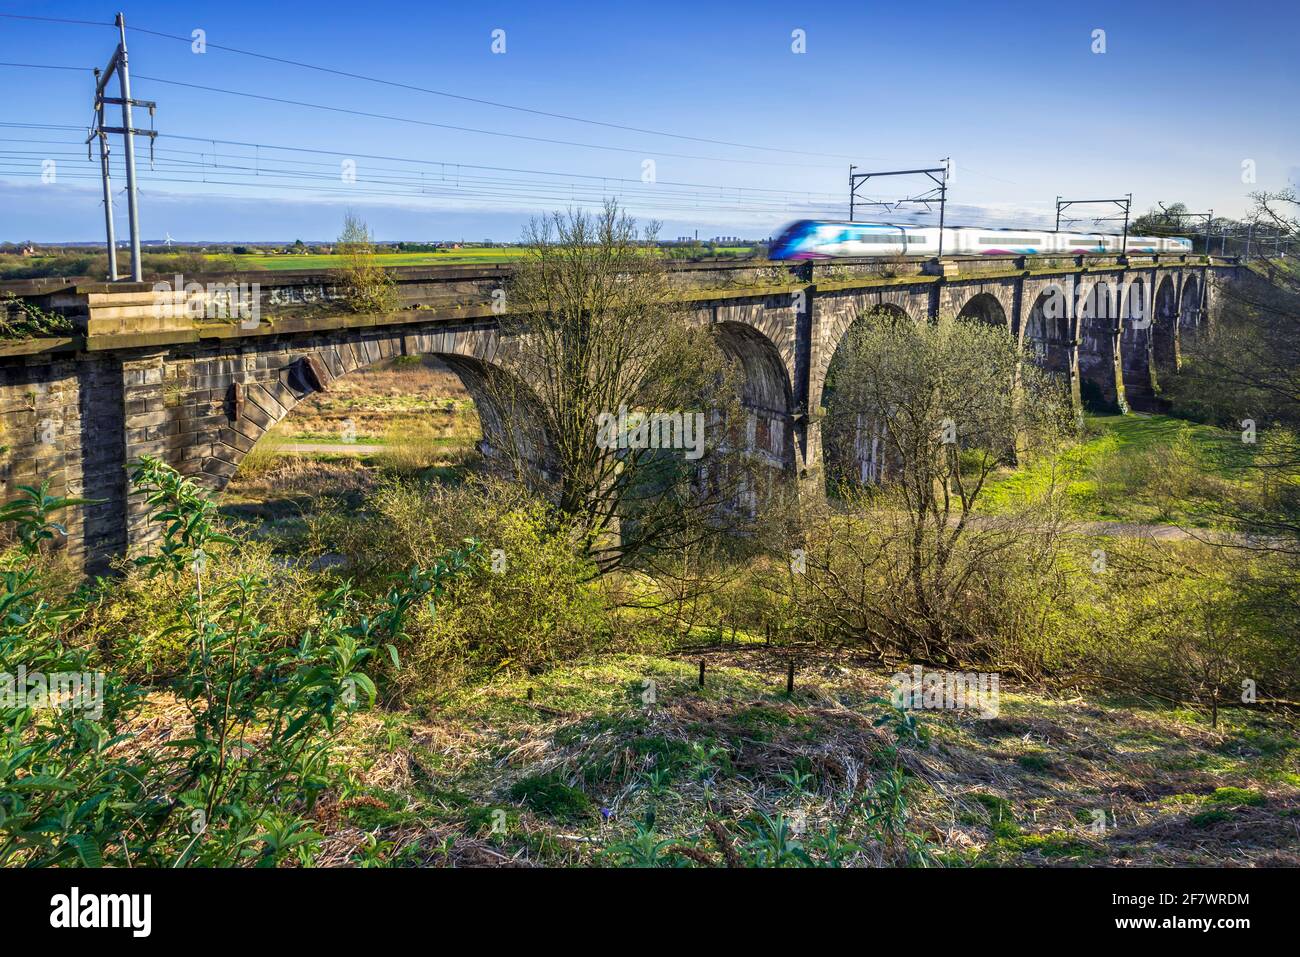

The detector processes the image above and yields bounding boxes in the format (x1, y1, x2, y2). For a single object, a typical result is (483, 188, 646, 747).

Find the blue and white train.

(768, 220, 1193, 259)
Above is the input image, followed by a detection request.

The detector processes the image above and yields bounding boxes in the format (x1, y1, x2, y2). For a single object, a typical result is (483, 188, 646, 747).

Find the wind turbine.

(163, 232, 174, 248)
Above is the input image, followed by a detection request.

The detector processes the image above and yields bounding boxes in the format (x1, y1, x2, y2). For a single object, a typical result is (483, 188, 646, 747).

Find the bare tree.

(1165, 189, 1300, 554)
(489, 201, 756, 574)
(806, 312, 1073, 662)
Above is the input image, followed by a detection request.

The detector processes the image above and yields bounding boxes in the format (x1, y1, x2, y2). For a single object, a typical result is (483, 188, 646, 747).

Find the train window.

(905, 235, 927, 244)
(977, 236, 1039, 245)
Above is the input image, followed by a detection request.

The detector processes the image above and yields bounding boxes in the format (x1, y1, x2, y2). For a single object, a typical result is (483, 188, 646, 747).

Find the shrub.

(0, 460, 475, 867)
(334, 213, 397, 314)
(310, 477, 609, 701)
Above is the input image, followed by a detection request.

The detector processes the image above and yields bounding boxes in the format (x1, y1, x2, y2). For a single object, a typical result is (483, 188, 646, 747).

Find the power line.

(0, 132, 847, 208)
(0, 61, 92, 72)
(0, 13, 113, 27)
(124, 23, 865, 163)
(0, 13, 865, 163)
(129, 73, 841, 169)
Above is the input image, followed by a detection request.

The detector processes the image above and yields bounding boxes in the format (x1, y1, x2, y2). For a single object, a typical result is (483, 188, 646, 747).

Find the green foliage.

(1208, 786, 1264, 806)
(0, 487, 147, 867)
(319, 478, 608, 699)
(0, 296, 75, 340)
(508, 772, 592, 822)
(0, 482, 96, 555)
(334, 213, 398, 314)
(0, 458, 475, 867)
(601, 814, 685, 867)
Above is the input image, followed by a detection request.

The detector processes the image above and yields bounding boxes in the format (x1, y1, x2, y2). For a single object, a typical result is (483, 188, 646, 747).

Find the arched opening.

(215, 348, 535, 532)
(1076, 281, 1121, 412)
(956, 292, 1008, 328)
(712, 320, 797, 514)
(1152, 276, 1179, 381)
(1022, 284, 1072, 378)
(1180, 275, 1202, 343)
(820, 303, 914, 492)
(1118, 280, 1154, 411)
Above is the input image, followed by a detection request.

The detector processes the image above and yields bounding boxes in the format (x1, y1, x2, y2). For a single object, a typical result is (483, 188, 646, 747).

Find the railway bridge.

(0, 253, 1237, 572)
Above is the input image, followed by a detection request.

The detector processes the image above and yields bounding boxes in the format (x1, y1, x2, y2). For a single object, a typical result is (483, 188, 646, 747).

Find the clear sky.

(1, 0, 1297, 243)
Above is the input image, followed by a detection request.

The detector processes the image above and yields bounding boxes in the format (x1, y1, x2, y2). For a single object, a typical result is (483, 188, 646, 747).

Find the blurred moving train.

(768, 220, 1193, 259)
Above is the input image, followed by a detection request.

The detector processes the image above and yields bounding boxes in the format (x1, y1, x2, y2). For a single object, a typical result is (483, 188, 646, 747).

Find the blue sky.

(1, 0, 1297, 242)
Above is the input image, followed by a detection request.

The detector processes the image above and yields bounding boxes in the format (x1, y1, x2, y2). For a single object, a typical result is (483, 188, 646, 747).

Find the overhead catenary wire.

(127, 74, 843, 170)
(0, 12, 863, 163)
(0, 22, 1009, 185)
(0, 124, 851, 212)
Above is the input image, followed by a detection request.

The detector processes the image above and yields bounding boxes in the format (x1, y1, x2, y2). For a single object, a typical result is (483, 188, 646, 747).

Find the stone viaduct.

(0, 253, 1237, 572)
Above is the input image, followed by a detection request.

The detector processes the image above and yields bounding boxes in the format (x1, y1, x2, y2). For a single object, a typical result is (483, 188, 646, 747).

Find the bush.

(0, 461, 474, 867)
(83, 531, 322, 681)
(310, 477, 610, 701)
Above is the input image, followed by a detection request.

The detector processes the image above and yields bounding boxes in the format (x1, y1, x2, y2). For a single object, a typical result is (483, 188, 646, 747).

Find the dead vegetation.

(277, 651, 1300, 867)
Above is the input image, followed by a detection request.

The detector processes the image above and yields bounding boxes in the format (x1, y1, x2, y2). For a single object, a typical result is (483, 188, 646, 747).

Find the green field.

(215, 249, 526, 270)
(213, 246, 760, 271)
(979, 412, 1259, 527)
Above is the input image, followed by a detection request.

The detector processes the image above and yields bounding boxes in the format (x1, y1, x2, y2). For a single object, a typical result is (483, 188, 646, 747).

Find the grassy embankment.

(211, 372, 1300, 867)
(980, 413, 1260, 529)
(316, 650, 1300, 866)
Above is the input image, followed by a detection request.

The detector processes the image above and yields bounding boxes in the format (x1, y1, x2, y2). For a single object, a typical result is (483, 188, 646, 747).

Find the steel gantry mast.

(849, 160, 950, 258)
(86, 13, 157, 281)
(1055, 194, 1133, 254)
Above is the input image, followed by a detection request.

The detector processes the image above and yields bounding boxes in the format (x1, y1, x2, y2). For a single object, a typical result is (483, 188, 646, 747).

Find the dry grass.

(303, 651, 1300, 867)
(221, 356, 483, 530)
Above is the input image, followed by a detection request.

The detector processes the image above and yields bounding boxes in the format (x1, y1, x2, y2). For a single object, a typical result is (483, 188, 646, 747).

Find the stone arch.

(707, 319, 798, 513)
(1151, 275, 1179, 382)
(956, 292, 1010, 329)
(713, 320, 796, 472)
(818, 302, 916, 491)
(815, 293, 923, 415)
(199, 326, 546, 490)
(1180, 274, 1203, 342)
(1022, 282, 1074, 379)
(1118, 276, 1154, 411)
(1076, 278, 1122, 411)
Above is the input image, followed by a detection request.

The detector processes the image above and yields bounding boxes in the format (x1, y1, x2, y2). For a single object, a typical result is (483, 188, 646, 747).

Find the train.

(768, 220, 1193, 259)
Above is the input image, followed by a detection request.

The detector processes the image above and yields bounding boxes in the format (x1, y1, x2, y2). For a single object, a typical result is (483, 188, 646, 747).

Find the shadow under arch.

(819, 303, 916, 493)
(1152, 275, 1179, 380)
(1076, 278, 1122, 411)
(712, 319, 796, 471)
(1022, 282, 1073, 378)
(203, 341, 555, 494)
(1180, 275, 1203, 340)
(1118, 277, 1155, 410)
(956, 292, 1009, 329)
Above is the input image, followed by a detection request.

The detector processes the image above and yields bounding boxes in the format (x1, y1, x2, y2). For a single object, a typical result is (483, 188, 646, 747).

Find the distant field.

(213, 246, 760, 271)
(216, 249, 524, 270)
(979, 412, 1259, 527)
